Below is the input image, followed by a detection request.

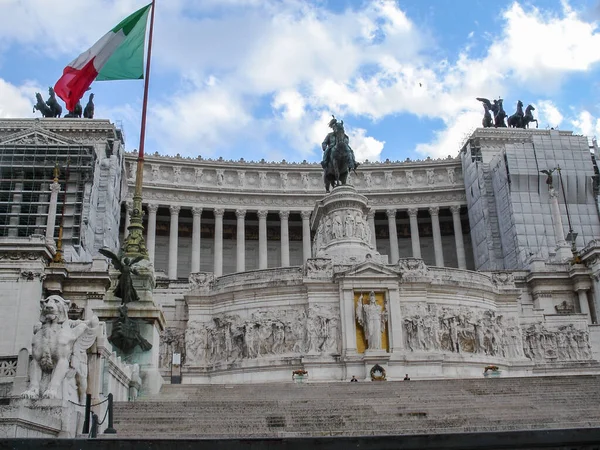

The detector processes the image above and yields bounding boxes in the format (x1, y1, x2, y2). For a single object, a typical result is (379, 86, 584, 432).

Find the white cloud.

(415, 111, 480, 158)
(537, 100, 563, 128)
(347, 127, 385, 162)
(272, 90, 305, 121)
(571, 110, 600, 137)
(485, 2, 600, 90)
(0, 1, 599, 161)
(150, 83, 252, 157)
(0, 1, 148, 56)
(0, 78, 41, 118)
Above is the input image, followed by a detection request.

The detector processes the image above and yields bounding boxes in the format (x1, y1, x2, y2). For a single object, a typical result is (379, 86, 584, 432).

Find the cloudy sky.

(1, 0, 600, 163)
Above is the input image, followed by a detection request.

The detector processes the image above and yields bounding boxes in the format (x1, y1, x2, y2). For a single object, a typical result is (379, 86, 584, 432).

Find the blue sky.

(1, 0, 599, 163)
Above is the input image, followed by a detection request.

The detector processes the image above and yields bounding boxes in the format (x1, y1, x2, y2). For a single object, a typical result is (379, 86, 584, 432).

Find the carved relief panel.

(185, 304, 341, 367)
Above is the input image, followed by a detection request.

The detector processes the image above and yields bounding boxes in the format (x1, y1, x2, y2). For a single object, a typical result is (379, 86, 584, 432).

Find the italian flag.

(54, 3, 152, 112)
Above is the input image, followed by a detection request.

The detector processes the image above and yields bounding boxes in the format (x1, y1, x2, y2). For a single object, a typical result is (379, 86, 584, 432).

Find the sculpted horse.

(523, 105, 538, 128)
(83, 93, 95, 119)
(323, 121, 350, 193)
(64, 101, 82, 118)
(33, 93, 53, 117)
(493, 99, 507, 127)
(508, 100, 524, 128)
(46, 87, 62, 118)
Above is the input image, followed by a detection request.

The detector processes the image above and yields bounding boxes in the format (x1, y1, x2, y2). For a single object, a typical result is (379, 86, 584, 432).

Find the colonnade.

(124, 203, 468, 280)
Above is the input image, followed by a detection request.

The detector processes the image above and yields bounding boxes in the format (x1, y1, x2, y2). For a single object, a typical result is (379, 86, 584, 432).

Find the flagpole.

(123, 0, 156, 258)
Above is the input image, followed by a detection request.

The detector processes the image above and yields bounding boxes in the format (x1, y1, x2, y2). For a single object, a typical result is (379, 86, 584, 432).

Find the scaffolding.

(0, 143, 95, 253)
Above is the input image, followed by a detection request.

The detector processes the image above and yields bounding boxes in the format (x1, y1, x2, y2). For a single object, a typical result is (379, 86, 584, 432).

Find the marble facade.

(1, 119, 600, 388)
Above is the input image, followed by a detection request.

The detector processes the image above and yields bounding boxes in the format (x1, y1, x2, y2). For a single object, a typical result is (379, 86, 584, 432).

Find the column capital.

(169, 205, 181, 215)
(279, 210, 290, 220)
(386, 208, 396, 218)
(429, 206, 440, 216)
(214, 208, 225, 217)
(257, 209, 269, 219)
(449, 205, 461, 215)
(300, 210, 311, 220)
(192, 206, 203, 216)
(236, 209, 246, 218)
(367, 209, 376, 220)
(147, 203, 159, 214)
(49, 182, 61, 193)
(407, 207, 419, 217)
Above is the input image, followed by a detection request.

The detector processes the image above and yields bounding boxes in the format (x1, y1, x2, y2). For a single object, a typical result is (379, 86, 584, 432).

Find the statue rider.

(321, 117, 359, 171)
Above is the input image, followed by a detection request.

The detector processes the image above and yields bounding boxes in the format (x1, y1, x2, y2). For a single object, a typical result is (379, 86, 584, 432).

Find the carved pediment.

(0, 128, 76, 146)
(337, 260, 399, 279)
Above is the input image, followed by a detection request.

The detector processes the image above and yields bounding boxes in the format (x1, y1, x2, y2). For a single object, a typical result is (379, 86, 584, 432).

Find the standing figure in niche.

(356, 291, 387, 350)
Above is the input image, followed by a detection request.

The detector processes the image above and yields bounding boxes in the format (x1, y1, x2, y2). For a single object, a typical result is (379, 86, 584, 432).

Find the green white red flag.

(54, 3, 151, 112)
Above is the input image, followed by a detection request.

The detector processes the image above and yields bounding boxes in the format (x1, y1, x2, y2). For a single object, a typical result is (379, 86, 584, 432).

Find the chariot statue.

(508, 100, 538, 129)
(33, 87, 63, 118)
(321, 116, 359, 192)
(476, 97, 507, 128)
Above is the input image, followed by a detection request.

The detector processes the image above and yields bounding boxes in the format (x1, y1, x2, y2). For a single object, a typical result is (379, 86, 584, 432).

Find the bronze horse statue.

(64, 101, 82, 118)
(508, 100, 524, 128)
(508, 101, 538, 128)
(523, 105, 538, 128)
(83, 93, 95, 119)
(46, 87, 62, 118)
(323, 121, 350, 193)
(493, 99, 507, 127)
(33, 93, 53, 117)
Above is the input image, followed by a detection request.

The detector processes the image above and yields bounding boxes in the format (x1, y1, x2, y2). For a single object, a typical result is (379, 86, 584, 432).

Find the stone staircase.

(108, 375, 600, 439)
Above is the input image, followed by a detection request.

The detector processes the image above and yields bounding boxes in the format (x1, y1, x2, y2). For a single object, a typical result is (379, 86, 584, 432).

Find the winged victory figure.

(99, 247, 143, 305)
(476, 97, 494, 128)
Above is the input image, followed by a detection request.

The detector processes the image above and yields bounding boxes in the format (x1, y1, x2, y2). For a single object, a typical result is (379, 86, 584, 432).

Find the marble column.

(236, 209, 246, 273)
(213, 209, 224, 277)
(386, 209, 399, 263)
(407, 208, 421, 259)
(367, 209, 377, 249)
(258, 210, 268, 269)
(279, 211, 290, 267)
(301, 211, 312, 262)
(168, 205, 180, 280)
(450, 205, 467, 269)
(46, 181, 61, 241)
(146, 203, 159, 265)
(429, 206, 444, 267)
(191, 207, 202, 273)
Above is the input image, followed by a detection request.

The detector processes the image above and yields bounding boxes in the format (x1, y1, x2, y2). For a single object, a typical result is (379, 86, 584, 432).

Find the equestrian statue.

(321, 116, 359, 193)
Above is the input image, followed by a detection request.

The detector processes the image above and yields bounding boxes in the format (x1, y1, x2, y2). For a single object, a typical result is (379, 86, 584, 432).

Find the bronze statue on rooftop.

(321, 116, 359, 193)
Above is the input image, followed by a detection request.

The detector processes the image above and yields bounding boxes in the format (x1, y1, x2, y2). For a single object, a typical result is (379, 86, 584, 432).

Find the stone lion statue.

(21, 295, 99, 403)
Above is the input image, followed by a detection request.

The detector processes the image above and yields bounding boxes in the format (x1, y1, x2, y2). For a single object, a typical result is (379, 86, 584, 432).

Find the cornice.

(467, 127, 576, 143)
(130, 187, 466, 210)
(126, 152, 461, 169)
(125, 161, 464, 197)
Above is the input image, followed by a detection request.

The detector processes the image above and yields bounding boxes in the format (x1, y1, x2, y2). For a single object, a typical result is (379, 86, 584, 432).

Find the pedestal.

(94, 260, 166, 395)
(311, 185, 387, 265)
(0, 398, 80, 438)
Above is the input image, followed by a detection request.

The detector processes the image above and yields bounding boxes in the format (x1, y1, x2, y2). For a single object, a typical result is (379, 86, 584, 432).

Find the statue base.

(0, 398, 81, 438)
(94, 262, 166, 396)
